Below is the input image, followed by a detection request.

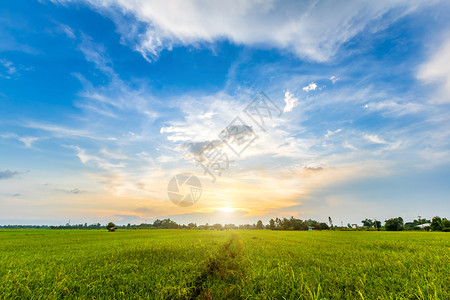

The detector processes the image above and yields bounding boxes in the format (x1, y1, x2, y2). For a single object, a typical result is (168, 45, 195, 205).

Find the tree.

(374, 220, 381, 230)
(269, 219, 275, 230)
(212, 223, 223, 230)
(328, 216, 333, 228)
(256, 220, 264, 229)
(187, 222, 197, 229)
(431, 216, 442, 231)
(107, 222, 116, 232)
(442, 218, 450, 231)
(275, 218, 282, 229)
(385, 217, 404, 231)
(318, 223, 329, 230)
(362, 219, 374, 227)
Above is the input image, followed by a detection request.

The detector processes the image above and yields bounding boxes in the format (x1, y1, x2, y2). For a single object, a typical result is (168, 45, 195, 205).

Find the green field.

(0, 229, 449, 299)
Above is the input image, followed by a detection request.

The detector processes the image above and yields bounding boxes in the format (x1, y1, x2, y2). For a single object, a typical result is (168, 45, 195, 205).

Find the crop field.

(0, 229, 449, 299)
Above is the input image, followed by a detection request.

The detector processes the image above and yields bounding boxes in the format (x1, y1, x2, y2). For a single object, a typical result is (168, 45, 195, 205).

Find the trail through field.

(190, 232, 247, 299)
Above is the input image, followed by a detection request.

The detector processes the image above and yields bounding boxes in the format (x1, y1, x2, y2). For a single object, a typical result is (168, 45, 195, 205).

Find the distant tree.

(256, 220, 264, 229)
(305, 219, 319, 230)
(238, 224, 251, 229)
(431, 216, 442, 231)
(212, 223, 223, 230)
(362, 219, 374, 227)
(347, 223, 352, 229)
(269, 219, 275, 230)
(374, 220, 381, 230)
(275, 218, 282, 229)
(404, 222, 417, 230)
(318, 223, 329, 230)
(293, 219, 306, 230)
(107, 222, 115, 229)
(385, 217, 404, 231)
(416, 218, 431, 225)
(224, 224, 236, 230)
(328, 216, 333, 228)
(281, 218, 290, 230)
(107, 222, 116, 232)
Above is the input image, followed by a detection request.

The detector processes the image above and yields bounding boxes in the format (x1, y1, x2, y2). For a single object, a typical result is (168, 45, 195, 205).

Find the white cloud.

(302, 82, 317, 92)
(53, 0, 430, 62)
(26, 122, 93, 139)
(283, 90, 299, 113)
(330, 76, 339, 84)
(0, 59, 17, 76)
(1, 133, 39, 148)
(365, 100, 424, 116)
(78, 34, 114, 75)
(325, 129, 342, 139)
(0, 58, 32, 79)
(0, 132, 18, 139)
(60, 24, 76, 39)
(343, 141, 358, 151)
(363, 134, 387, 144)
(19, 137, 39, 148)
(417, 36, 450, 103)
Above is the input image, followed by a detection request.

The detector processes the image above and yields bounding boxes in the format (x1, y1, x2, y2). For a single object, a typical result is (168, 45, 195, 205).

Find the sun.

(218, 207, 235, 213)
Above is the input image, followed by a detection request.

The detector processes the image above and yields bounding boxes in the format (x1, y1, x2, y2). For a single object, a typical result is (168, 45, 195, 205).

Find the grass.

(0, 229, 448, 299)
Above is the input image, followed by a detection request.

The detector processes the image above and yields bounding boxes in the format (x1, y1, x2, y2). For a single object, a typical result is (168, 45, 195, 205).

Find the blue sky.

(1, 0, 450, 226)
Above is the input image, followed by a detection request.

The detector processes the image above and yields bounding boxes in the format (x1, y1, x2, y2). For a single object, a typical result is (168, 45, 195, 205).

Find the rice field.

(0, 229, 448, 299)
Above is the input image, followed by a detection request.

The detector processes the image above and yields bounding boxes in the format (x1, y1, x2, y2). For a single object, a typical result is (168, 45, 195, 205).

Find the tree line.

(2, 215, 448, 231)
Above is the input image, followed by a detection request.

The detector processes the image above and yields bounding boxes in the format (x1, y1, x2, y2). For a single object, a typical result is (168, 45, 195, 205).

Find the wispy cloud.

(417, 35, 450, 103)
(57, 187, 85, 194)
(0, 170, 19, 180)
(330, 76, 339, 84)
(363, 134, 387, 145)
(0, 58, 31, 79)
(18, 136, 39, 148)
(25, 122, 94, 139)
(364, 100, 425, 116)
(1, 132, 39, 148)
(0, 59, 16, 77)
(78, 33, 114, 75)
(52, 0, 431, 62)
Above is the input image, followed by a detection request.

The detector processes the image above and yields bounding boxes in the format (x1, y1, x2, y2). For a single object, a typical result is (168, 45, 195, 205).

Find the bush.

(385, 217, 404, 231)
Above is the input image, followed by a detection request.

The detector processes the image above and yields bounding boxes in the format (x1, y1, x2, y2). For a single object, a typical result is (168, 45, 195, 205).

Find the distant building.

(416, 223, 431, 229)
(108, 227, 117, 232)
(352, 224, 358, 229)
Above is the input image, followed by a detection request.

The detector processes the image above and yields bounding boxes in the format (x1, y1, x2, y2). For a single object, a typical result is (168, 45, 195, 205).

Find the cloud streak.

(52, 0, 431, 62)
(418, 35, 450, 103)
(0, 170, 19, 180)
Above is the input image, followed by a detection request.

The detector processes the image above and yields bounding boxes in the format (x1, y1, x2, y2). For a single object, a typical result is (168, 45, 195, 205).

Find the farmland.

(0, 229, 449, 299)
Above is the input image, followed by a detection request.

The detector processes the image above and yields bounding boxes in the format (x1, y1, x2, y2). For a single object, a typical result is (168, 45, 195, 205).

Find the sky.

(1, 0, 450, 226)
